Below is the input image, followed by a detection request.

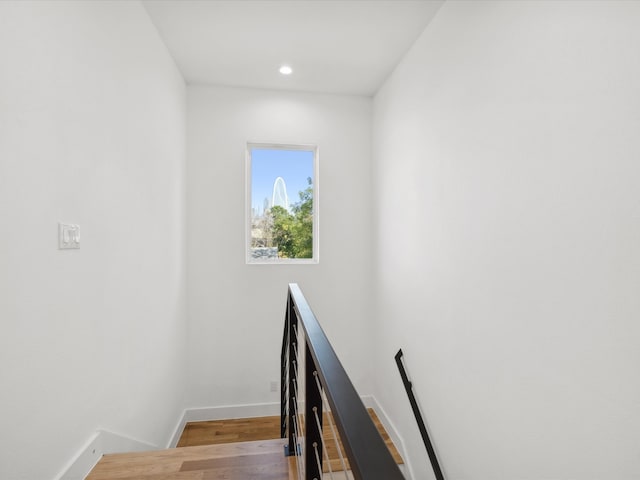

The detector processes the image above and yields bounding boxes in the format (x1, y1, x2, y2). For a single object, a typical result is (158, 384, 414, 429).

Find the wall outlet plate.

(59, 223, 80, 249)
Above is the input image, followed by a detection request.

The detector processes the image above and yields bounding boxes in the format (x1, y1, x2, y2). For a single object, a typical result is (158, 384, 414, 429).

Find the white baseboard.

(186, 401, 281, 422)
(363, 395, 414, 480)
(167, 410, 189, 448)
(53, 431, 101, 480)
(54, 430, 157, 480)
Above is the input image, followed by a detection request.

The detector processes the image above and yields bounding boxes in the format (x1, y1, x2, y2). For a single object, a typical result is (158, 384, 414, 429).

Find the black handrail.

(395, 349, 445, 480)
(281, 283, 404, 480)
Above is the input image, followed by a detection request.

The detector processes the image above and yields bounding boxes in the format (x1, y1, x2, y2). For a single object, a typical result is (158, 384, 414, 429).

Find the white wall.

(187, 86, 373, 409)
(0, 2, 187, 479)
(372, 1, 640, 479)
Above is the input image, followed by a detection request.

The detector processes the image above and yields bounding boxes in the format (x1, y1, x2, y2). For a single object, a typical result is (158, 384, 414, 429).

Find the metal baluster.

(292, 342, 307, 448)
(312, 442, 323, 480)
(313, 406, 334, 480)
(293, 414, 303, 479)
(293, 378, 305, 443)
(314, 372, 349, 479)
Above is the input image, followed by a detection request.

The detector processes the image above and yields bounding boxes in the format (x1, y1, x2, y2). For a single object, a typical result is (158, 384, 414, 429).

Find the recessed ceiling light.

(279, 65, 293, 75)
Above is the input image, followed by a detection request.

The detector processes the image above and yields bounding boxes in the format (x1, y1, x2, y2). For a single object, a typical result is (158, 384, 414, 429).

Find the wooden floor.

(178, 408, 403, 473)
(178, 415, 283, 447)
(87, 409, 402, 479)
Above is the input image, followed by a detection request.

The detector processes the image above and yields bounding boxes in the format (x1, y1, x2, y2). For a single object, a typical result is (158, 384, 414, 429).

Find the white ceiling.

(142, 0, 444, 96)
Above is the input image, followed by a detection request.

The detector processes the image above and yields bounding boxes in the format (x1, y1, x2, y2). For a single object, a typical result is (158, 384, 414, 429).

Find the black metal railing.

(395, 349, 445, 480)
(280, 283, 404, 480)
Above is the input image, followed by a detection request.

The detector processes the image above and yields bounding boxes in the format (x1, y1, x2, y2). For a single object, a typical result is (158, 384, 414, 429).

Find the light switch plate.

(59, 223, 80, 249)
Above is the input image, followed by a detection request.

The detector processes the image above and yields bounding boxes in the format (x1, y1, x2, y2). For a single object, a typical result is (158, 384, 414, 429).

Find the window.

(246, 143, 318, 263)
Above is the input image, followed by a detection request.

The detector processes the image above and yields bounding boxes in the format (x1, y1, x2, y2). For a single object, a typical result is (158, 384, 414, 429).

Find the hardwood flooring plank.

(201, 464, 288, 480)
(86, 440, 287, 480)
(88, 472, 205, 480)
(180, 452, 285, 471)
(288, 457, 298, 480)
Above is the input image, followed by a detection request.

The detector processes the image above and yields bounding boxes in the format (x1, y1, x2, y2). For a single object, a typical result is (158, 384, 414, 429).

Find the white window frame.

(246, 142, 319, 264)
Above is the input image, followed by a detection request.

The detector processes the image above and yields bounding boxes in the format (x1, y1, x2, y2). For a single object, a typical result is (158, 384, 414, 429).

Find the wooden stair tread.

(177, 416, 282, 447)
(86, 439, 289, 480)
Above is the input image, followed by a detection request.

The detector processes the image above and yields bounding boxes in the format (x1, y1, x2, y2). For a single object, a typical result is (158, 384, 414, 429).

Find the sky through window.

(250, 148, 314, 214)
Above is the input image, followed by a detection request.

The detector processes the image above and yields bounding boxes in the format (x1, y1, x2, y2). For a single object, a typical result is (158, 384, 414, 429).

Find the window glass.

(247, 144, 318, 263)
